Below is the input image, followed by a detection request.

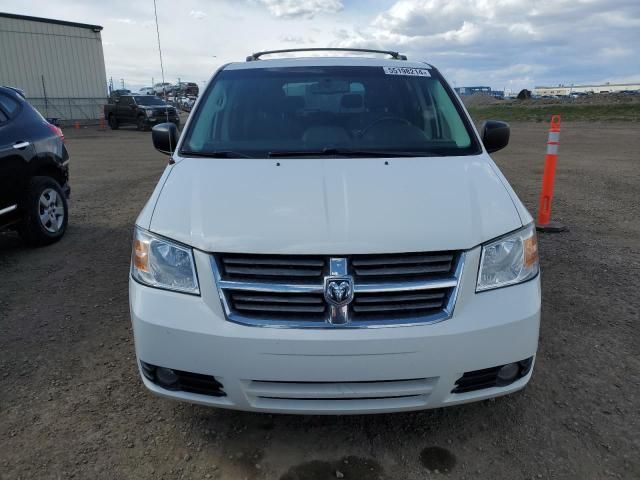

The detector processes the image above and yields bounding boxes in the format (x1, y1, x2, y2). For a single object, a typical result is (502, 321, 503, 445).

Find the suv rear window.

(0, 92, 20, 118)
(182, 66, 480, 157)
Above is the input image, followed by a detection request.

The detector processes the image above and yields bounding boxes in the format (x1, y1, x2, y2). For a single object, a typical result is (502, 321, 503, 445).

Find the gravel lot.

(1, 121, 639, 479)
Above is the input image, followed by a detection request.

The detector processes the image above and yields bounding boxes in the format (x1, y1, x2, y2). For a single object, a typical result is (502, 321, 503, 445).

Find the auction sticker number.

(383, 66, 431, 77)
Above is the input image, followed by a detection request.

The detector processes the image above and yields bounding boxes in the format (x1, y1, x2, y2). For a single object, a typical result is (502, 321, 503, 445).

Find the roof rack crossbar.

(246, 48, 407, 62)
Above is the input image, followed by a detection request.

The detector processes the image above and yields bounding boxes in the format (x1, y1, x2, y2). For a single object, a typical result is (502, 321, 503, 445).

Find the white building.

(533, 82, 640, 96)
(0, 12, 108, 123)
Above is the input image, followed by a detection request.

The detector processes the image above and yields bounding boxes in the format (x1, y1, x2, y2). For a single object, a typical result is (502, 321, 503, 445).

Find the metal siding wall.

(0, 16, 108, 120)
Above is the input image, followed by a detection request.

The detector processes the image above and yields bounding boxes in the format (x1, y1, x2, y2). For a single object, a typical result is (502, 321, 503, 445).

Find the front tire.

(137, 115, 148, 131)
(18, 176, 68, 247)
(108, 114, 119, 130)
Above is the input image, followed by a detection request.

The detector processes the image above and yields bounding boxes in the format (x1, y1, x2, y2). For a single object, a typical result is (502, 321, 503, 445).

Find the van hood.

(148, 155, 522, 254)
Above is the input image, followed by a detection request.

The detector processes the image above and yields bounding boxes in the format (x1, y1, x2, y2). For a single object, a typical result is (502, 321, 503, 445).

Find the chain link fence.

(27, 97, 107, 126)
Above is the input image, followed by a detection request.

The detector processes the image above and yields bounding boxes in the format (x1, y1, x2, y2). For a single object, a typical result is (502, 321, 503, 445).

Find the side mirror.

(152, 123, 179, 155)
(481, 120, 510, 153)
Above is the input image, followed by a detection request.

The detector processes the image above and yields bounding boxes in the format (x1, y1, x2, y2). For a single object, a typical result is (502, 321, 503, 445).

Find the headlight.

(145, 109, 154, 116)
(131, 227, 199, 294)
(477, 223, 539, 292)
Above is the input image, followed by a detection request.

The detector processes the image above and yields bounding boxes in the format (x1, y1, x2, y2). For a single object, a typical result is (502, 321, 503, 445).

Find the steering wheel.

(361, 116, 413, 137)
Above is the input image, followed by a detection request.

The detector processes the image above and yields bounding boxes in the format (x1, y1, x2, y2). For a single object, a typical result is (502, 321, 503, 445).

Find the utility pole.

(41, 75, 49, 118)
(120, 78, 125, 89)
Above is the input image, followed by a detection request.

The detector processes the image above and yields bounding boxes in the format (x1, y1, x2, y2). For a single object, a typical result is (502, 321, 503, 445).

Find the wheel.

(137, 115, 148, 131)
(108, 114, 119, 130)
(18, 176, 68, 247)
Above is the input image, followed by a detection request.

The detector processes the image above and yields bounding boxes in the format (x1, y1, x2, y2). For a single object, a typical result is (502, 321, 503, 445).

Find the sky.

(2, 0, 640, 93)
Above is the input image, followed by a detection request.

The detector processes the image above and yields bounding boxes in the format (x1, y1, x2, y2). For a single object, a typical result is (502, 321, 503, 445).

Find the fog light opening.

(496, 362, 519, 385)
(140, 361, 156, 381)
(518, 357, 534, 376)
(156, 367, 180, 390)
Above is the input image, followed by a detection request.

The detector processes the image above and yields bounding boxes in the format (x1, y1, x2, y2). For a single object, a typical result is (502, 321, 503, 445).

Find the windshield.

(182, 65, 480, 157)
(135, 96, 166, 106)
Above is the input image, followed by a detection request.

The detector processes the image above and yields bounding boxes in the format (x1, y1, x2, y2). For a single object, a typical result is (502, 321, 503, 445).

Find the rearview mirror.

(481, 120, 510, 153)
(152, 123, 179, 155)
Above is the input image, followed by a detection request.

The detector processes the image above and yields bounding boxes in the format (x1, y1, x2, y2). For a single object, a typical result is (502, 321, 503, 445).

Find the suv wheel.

(137, 115, 147, 131)
(18, 176, 68, 246)
(108, 114, 119, 130)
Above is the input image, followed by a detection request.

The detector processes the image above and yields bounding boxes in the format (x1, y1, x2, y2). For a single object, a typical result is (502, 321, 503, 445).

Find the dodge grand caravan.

(130, 49, 540, 414)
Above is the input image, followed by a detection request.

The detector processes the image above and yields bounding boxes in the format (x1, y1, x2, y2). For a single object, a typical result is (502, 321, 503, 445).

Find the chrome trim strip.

(217, 278, 457, 294)
(211, 252, 466, 329)
(441, 252, 465, 319)
(0, 204, 18, 216)
(354, 278, 457, 293)
(12, 141, 30, 149)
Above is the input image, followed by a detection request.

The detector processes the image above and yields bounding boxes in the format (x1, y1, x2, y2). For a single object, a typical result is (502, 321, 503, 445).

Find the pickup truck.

(174, 82, 199, 97)
(104, 95, 179, 131)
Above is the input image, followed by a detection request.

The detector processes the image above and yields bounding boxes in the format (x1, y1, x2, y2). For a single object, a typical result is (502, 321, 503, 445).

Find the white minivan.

(130, 49, 540, 414)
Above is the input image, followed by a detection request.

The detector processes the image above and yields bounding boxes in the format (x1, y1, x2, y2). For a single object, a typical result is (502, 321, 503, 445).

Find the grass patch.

(467, 103, 640, 123)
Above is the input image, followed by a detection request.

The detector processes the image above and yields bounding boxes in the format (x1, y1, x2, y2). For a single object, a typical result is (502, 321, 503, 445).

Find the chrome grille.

(213, 252, 464, 328)
(352, 288, 448, 316)
(220, 254, 325, 283)
(352, 252, 455, 280)
(228, 290, 326, 319)
(153, 108, 176, 116)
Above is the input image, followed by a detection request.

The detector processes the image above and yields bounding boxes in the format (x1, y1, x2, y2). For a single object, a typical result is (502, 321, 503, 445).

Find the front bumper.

(130, 246, 540, 414)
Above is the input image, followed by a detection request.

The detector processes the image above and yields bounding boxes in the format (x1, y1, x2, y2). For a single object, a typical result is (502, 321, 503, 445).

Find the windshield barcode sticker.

(383, 66, 431, 77)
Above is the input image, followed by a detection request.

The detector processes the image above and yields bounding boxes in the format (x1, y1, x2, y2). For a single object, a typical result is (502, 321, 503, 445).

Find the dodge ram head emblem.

(324, 276, 354, 307)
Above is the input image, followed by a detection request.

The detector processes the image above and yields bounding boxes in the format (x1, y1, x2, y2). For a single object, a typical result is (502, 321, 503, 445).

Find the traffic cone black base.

(536, 220, 567, 233)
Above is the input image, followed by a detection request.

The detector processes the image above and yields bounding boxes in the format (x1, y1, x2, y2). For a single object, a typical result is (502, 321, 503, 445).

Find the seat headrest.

(254, 86, 286, 112)
(364, 91, 388, 110)
(340, 94, 363, 109)
(283, 95, 305, 112)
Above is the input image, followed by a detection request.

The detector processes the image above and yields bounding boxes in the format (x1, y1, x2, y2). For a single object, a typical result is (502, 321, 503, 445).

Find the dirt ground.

(1, 121, 639, 480)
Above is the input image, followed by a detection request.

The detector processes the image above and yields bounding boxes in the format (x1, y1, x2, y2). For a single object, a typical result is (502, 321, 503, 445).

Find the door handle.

(13, 141, 30, 149)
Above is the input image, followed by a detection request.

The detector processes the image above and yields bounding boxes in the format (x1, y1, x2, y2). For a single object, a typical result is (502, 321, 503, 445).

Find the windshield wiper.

(180, 150, 252, 158)
(268, 148, 442, 158)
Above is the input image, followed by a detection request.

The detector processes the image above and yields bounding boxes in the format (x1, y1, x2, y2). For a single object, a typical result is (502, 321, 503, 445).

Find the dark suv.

(0, 86, 70, 246)
(104, 95, 179, 131)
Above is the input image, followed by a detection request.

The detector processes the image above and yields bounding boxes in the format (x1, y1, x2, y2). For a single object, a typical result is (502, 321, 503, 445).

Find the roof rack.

(246, 48, 407, 62)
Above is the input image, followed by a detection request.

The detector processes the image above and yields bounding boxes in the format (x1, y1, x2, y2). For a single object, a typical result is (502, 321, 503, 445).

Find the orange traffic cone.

(536, 115, 566, 232)
(74, 121, 80, 130)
